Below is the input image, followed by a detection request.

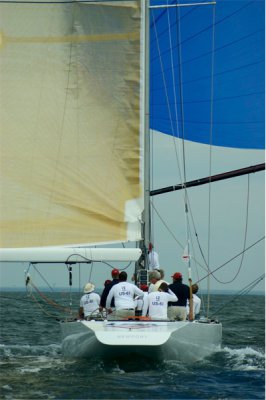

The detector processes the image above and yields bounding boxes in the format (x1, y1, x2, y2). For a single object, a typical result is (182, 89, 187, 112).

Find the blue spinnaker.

(150, 0, 265, 149)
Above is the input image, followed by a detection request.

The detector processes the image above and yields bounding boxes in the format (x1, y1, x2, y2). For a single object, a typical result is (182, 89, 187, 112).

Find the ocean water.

(0, 292, 264, 399)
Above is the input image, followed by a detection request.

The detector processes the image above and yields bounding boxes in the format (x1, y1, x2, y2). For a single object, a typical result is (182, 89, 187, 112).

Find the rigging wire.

(153, 1, 217, 303)
(21, 253, 132, 320)
(196, 236, 265, 284)
(151, 197, 265, 286)
(151, 6, 183, 182)
(173, 1, 195, 277)
(210, 272, 265, 318)
(174, 1, 188, 184)
(166, 0, 183, 158)
(23, 254, 133, 319)
(31, 263, 55, 291)
(153, 29, 263, 73)
(150, 0, 256, 63)
(150, 2, 186, 252)
(151, 3, 261, 305)
(211, 175, 250, 285)
(206, 1, 216, 315)
(192, 174, 253, 286)
(150, 199, 185, 250)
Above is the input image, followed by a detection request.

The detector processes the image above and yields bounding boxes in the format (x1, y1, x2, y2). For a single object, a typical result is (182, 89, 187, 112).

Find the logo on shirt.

(119, 285, 131, 296)
(152, 295, 164, 306)
(84, 299, 93, 305)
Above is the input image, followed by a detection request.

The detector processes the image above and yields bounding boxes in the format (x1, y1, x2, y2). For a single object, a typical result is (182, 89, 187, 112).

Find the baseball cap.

(140, 284, 149, 292)
(111, 268, 120, 276)
(171, 272, 182, 280)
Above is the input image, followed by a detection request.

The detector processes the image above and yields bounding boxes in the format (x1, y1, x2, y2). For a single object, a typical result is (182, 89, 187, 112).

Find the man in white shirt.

(148, 242, 160, 271)
(79, 282, 101, 320)
(142, 282, 177, 320)
(106, 271, 144, 320)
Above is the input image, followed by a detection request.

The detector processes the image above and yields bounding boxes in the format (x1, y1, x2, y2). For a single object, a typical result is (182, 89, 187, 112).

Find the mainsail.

(0, 0, 144, 249)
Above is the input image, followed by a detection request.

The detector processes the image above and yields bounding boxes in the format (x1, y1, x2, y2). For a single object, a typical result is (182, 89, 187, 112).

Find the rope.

(29, 291, 66, 320)
(25, 278, 76, 320)
(28, 281, 71, 312)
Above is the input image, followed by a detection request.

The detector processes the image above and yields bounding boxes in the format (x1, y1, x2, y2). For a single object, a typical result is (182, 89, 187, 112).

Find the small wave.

(19, 367, 42, 374)
(222, 346, 265, 371)
(0, 343, 61, 359)
(1, 351, 77, 377)
(111, 366, 126, 375)
(2, 385, 12, 391)
(16, 355, 68, 374)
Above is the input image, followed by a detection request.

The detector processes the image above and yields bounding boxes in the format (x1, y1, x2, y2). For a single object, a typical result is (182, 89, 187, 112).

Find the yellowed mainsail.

(0, 0, 144, 248)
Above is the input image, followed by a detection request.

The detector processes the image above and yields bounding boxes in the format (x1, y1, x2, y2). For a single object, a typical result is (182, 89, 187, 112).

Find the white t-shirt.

(187, 294, 201, 317)
(142, 289, 177, 319)
(106, 281, 144, 310)
(148, 250, 159, 270)
(80, 292, 100, 317)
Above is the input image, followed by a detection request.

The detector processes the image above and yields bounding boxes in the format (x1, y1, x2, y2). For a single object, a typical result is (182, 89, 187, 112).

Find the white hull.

(60, 319, 222, 362)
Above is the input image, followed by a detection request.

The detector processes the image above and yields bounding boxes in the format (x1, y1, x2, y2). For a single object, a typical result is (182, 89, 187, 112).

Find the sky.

(0, 133, 264, 294)
(150, 133, 265, 294)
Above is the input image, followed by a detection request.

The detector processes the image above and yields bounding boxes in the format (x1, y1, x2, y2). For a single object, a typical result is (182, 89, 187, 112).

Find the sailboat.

(0, 0, 264, 362)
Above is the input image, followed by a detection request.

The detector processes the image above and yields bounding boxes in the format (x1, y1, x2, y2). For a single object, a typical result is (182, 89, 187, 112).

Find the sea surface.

(0, 291, 264, 399)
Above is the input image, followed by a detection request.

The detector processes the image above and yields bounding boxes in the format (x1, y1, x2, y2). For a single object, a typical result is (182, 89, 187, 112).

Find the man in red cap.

(167, 272, 190, 321)
(99, 268, 120, 310)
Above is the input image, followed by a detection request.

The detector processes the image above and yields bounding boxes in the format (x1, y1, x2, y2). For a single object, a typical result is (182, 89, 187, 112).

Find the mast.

(135, 0, 150, 285)
(143, 0, 151, 268)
